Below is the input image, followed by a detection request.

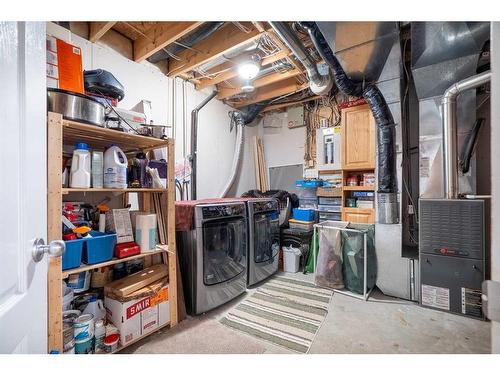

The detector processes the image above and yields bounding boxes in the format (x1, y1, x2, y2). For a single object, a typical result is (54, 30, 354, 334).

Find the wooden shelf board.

(342, 166, 376, 172)
(63, 188, 168, 194)
(61, 119, 169, 153)
(110, 322, 171, 354)
(343, 186, 375, 191)
(342, 207, 374, 213)
(61, 245, 169, 278)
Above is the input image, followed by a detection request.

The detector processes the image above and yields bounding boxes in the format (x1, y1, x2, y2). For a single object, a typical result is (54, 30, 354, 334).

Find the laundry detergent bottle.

(104, 145, 128, 189)
(69, 143, 91, 188)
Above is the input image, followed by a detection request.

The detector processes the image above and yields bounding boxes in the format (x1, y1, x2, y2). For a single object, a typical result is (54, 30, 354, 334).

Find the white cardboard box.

(105, 285, 170, 345)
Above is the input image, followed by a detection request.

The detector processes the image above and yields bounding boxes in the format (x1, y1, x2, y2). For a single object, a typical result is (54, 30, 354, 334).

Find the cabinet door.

(341, 104, 375, 170)
(342, 209, 374, 223)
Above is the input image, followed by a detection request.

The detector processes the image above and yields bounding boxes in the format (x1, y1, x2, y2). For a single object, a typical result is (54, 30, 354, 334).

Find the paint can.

(63, 320, 75, 351)
(62, 309, 81, 352)
(74, 337, 94, 354)
(74, 313, 95, 343)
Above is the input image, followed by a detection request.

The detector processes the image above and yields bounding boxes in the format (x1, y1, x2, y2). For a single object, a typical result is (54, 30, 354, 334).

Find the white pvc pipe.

(220, 124, 245, 197)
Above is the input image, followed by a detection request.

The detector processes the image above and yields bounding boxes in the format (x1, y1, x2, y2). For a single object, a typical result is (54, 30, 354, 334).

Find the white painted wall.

(490, 21, 500, 354)
(47, 22, 257, 199)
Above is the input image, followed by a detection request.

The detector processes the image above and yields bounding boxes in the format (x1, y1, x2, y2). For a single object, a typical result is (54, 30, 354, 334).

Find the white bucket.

(283, 246, 301, 273)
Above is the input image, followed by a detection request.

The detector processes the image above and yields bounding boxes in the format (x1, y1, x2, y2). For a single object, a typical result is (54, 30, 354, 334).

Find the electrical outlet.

(408, 204, 414, 215)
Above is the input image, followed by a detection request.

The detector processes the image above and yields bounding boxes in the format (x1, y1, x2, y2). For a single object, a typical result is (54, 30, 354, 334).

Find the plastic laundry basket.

(283, 246, 301, 273)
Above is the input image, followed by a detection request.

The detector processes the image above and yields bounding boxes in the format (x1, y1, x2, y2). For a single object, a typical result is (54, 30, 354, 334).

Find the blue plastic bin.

(295, 179, 323, 188)
(62, 238, 85, 270)
(82, 231, 117, 265)
(293, 208, 316, 221)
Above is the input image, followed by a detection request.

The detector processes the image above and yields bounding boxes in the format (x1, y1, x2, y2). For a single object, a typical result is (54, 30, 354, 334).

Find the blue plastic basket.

(62, 238, 85, 270)
(293, 208, 316, 222)
(82, 231, 117, 265)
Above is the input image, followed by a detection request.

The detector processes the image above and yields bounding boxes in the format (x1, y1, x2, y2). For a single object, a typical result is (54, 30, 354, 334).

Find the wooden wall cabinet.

(341, 104, 375, 170)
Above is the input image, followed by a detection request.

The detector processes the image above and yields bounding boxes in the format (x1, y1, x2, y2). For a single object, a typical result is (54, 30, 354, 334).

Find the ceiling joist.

(133, 21, 204, 63)
(89, 22, 117, 43)
(217, 68, 303, 100)
(233, 77, 309, 108)
(168, 23, 262, 78)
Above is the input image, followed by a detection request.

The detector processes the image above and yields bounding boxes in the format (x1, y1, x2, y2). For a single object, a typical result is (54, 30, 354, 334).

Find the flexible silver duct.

(220, 122, 245, 197)
(269, 22, 332, 95)
(442, 71, 491, 199)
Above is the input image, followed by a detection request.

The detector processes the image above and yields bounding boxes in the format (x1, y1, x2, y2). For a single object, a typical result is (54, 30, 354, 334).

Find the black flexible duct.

(300, 22, 397, 194)
(459, 118, 485, 174)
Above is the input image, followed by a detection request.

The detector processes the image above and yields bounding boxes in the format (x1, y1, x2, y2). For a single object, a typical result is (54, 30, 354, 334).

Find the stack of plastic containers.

(290, 179, 323, 229)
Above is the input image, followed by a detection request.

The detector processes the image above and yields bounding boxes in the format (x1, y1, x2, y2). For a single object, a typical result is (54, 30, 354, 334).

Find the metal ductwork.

(269, 22, 332, 95)
(411, 22, 490, 198)
(190, 91, 217, 200)
(442, 71, 491, 199)
(302, 22, 399, 224)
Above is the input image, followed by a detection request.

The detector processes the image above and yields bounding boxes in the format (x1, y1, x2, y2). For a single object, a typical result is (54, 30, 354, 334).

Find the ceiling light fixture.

(237, 54, 261, 80)
(241, 79, 255, 93)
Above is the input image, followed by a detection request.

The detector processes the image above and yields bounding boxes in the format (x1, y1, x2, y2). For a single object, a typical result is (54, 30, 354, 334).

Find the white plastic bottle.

(69, 143, 91, 188)
(103, 145, 128, 189)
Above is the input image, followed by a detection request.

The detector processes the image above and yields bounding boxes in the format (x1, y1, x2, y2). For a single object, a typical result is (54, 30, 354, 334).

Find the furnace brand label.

(421, 284, 450, 310)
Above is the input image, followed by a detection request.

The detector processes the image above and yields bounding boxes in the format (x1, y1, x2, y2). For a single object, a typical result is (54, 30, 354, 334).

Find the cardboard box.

(105, 284, 170, 345)
(46, 36, 84, 93)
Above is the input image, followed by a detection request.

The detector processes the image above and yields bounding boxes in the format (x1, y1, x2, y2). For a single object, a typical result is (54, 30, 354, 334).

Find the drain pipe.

(190, 91, 217, 200)
(269, 22, 332, 95)
(442, 71, 491, 199)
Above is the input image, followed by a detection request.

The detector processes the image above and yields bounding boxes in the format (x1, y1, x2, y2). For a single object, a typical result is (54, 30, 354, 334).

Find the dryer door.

(202, 217, 247, 285)
(254, 213, 280, 263)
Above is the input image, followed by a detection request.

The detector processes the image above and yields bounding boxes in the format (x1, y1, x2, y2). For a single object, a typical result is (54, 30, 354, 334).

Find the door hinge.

(482, 280, 500, 322)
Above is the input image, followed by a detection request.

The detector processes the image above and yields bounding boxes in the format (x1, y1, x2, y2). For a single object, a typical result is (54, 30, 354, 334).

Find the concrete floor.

(122, 272, 491, 354)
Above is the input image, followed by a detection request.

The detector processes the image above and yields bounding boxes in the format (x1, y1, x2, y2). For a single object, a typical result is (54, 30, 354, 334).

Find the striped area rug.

(220, 276, 333, 353)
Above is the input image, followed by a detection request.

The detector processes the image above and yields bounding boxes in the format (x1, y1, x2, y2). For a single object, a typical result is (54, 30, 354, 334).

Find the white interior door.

(0, 22, 48, 353)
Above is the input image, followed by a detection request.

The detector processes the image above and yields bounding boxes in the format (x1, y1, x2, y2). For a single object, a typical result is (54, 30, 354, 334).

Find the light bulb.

(237, 61, 260, 80)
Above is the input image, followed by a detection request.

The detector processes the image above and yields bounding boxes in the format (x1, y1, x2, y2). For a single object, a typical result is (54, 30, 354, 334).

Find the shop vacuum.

(419, 72, 491, 319)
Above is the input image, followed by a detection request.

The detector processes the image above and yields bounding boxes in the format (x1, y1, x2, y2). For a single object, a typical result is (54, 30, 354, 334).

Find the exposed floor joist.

(89, 22, 117, 43)
(134, 22, 204, 63)
(168, 23, 262, 78)
(233, 78, 309, 108)
(217, 68, 303, 100)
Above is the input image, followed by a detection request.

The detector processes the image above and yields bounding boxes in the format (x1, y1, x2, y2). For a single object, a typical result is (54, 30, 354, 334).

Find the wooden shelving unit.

(47, 112, 178, 353)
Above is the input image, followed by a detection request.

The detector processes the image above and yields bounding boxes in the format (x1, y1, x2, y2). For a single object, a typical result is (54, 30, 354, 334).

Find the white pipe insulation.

(219, 123, 245, 197)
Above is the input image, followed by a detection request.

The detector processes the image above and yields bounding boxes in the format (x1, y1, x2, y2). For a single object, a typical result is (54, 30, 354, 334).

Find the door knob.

(32, 238, 65, 262)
